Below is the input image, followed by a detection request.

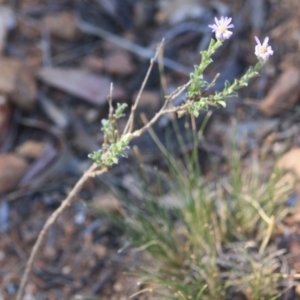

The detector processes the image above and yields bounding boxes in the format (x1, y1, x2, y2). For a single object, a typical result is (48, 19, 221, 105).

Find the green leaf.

(115, 103, 128, 119)
(218, 100, 226, 107)
(224, 80, 230, 89)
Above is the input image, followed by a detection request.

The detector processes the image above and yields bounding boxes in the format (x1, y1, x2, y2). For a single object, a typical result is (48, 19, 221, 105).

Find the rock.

(278, 148, 300, 178)
(259, 68, 300, 117)
(0, 153, 29, 194)
(103, 51, 135, 76)
(16, 140, 46, 159)
(43, 11, 80, 41)
(93, 244, 107, 259)
(0, 58, 37, 110)
(81, 56, 104, 73)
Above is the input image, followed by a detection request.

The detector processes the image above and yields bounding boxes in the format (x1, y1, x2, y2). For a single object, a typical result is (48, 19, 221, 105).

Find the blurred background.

(1, 0, 300, 299)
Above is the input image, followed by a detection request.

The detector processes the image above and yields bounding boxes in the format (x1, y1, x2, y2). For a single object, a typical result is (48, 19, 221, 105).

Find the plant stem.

(16, 163, 102, 300)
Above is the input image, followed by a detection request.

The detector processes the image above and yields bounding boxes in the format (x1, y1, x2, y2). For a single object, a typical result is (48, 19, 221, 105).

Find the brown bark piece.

(0, 153, 29, 194)
(259, 67, 300, 117)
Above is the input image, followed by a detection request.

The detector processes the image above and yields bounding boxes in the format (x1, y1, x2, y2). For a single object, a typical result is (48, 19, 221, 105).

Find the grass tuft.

(103, 126, 295, 299)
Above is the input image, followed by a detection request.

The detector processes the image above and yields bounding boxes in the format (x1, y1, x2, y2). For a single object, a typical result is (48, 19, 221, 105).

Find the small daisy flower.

(208, 16, 234, 40)
(254, 36, 274, 62)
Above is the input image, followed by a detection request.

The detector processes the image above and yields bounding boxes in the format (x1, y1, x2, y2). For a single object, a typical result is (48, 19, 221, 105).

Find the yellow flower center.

(219, 25, 226, 33)
(260, 46, 267, 53)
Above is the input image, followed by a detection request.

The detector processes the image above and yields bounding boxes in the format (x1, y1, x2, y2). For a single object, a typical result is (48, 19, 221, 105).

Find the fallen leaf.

(38, 67, 125, 106)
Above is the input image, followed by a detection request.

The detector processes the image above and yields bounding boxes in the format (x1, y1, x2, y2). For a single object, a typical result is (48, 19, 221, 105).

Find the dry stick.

(16, 89, 191, 300)
(16, 163, 103, 300)
(132, 81, 191, 138)
(124, 41, 164, 134)
(76, 19, 190, 75)
(16, 48, 192, 300)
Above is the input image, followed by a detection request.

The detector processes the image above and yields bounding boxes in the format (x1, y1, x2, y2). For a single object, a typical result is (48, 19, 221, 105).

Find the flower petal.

(254, 36, 261, 45)
(225, 17, 232, 26)
(214, 17, 219, 26)
(263, 37, 269, 46)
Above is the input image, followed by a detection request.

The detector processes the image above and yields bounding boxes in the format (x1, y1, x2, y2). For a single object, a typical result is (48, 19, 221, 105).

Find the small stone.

(93, 244, 107, 259)
(113, 281, 124, 293)
(0, 154, 29, 194)
(103, 51, 135, 76)
(0, 58, 37, 110)
(16, 140, 45, 159)
(43, 11, 80, 41)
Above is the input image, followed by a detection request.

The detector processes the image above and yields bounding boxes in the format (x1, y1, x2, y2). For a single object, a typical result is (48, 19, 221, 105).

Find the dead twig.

(76, 18, 190, 75)
(15, 163, 102, 300)
(16, 44, 192, 300)
(124, 40, 164, 134)
(132, 81, 191, 138)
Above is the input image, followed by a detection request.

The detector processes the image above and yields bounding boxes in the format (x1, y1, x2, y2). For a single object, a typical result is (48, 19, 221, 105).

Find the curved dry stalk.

(16, 44, 192, 300)
(123, 40, 164, 134)
(132, 81, 191, 138)
(16, 163, 104, 300)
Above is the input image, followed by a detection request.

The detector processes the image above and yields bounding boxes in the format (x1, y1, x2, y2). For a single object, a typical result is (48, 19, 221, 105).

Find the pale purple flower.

(208, 16, 234, 40)
(254, 36, 274, 62)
